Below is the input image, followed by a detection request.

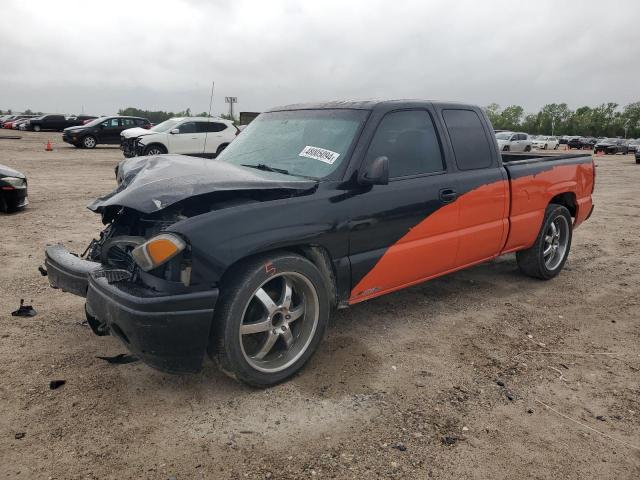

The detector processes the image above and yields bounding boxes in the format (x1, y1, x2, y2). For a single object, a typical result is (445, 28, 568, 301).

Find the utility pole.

(225, 97, 237, 121)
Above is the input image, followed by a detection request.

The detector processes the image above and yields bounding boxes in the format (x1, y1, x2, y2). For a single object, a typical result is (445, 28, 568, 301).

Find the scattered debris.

(96, 353, 139, 365)
(505, 391, 515, 401)
(496, 379, 505, 387)
(11, 299, 37, 317)
(14, 432, 25, 440)
(49, 380, 66, 390)
(596, 415, 606, 422)
(392, 442, 407, 451)
(442, 435, 459, 446)
(462, 426, 469, 431)
(527, 408, 534, 414)
(38, 265, 47, 277)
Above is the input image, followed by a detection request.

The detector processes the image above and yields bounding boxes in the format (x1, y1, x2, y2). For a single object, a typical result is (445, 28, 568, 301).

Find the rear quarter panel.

(502, 155, 594, 253)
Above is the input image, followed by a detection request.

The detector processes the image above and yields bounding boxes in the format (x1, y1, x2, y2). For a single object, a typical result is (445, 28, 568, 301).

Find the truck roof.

(268, 99, 477, 112)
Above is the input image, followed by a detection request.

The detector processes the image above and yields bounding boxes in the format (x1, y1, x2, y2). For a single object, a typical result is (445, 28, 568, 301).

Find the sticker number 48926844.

(299, 145, 340, 165)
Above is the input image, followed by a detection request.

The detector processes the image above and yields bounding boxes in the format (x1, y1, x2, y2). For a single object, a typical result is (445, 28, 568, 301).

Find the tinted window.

(205, 122, 227, 133)
(101, 118, 120, 128)
(519, 133, 527, 140)
(194, 122, 227, 133)
(442, 109, 493, 170)
(135, 118, 148, 126)
(365, 110, 444, 178)
(121, 118, 136, 127)
(48, 115, 64, 121)
(178, 122, 197, 134)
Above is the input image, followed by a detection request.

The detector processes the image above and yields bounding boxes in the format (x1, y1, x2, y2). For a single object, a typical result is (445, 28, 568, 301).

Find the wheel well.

(219, 245, 339, 309)
(550, 192, 577, 217)
(144, 142, 167, 153)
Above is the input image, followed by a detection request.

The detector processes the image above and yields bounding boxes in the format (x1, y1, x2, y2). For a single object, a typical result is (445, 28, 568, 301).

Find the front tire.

(524, 145, 532, 152)
(33, 125, 41, 132)
(82, 135, 97, 149)
(516, 204, 572, 280)
(210, 252, 330, 387)
(143, 144, 166, 156)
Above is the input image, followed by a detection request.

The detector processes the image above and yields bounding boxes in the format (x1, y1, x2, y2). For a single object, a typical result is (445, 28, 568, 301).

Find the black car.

(594, 138, 629, 155)
(635, 149, 640, 164)
(567, 137, 595, 149)
(62, 116, 151, 149)
(0, 164, 28, 212)
(28, 115, 67, 132)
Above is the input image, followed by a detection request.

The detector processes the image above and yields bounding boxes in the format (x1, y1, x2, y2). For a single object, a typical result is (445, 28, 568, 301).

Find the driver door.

(168, 121, 205, 154)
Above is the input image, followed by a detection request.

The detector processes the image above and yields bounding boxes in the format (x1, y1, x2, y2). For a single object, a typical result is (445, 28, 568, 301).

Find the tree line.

(117, 107, 237, 124)
(485, 102, 640, 138)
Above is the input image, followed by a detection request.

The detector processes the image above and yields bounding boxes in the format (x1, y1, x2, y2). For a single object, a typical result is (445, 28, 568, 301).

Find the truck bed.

(499, 151, 595, 254)
(501, 152, 592, 164)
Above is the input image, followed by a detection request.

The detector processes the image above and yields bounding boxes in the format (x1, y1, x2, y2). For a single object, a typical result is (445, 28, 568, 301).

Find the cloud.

(1, 0, 638, 115)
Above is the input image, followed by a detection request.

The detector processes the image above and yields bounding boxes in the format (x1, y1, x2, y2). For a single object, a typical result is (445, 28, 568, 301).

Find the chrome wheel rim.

(147, 148, 161, 155)
(84, 137, 95, 148)
(239, 272, 319, 373)
(543, 215, 569, 270)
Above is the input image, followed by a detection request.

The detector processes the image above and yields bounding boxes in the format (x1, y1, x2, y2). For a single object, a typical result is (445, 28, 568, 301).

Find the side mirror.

(360, 156, 389, 186)
(170, 128, 180, 135)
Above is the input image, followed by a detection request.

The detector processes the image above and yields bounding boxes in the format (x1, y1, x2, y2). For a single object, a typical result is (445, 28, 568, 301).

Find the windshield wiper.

(241, 163, 290, 175)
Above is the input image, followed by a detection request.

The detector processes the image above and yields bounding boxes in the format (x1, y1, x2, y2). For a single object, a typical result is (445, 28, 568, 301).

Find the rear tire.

(524, 145, 532, 152)
(516, 204, 572, 280)
(210, 252, 330, 387)
(215, 143, 229, 158)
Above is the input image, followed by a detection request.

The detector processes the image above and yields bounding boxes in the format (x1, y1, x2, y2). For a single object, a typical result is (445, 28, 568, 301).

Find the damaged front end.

(44, 154, 317, 373)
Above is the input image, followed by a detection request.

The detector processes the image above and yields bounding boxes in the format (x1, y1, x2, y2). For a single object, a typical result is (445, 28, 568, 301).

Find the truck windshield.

(218, 109, 368, 178)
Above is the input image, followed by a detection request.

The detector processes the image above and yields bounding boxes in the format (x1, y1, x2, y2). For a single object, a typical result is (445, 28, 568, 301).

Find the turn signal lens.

(131, 233, 186, 271)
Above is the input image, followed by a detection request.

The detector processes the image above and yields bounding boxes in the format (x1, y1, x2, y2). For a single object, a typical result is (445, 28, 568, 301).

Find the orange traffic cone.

(45, 140, 53, 151)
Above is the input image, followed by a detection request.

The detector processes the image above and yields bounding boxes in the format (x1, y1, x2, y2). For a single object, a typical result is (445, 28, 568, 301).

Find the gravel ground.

(1, 131, 639, 479)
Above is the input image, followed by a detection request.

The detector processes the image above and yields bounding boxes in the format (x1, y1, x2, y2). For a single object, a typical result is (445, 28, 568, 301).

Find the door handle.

(439, 188, 458, 203)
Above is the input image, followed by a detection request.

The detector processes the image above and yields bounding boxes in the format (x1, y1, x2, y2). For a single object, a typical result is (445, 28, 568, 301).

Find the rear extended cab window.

(442, 109, 493, 170)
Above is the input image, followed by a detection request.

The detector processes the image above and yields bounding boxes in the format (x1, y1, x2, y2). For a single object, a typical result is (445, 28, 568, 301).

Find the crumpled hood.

(121, 127, 153, 139)
(88, 154, 317, 216)
(0, 164, 26, 179)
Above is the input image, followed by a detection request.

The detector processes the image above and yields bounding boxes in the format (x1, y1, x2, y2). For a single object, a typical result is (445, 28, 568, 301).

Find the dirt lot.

(0, 131, 639, 479)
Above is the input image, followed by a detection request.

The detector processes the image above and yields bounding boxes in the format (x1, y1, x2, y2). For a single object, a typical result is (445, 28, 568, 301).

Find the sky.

(1, 0, 639, 116)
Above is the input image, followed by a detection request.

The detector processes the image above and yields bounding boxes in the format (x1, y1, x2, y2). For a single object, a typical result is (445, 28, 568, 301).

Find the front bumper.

(1, 186, 28, 209)
(44, 244, 218, 373)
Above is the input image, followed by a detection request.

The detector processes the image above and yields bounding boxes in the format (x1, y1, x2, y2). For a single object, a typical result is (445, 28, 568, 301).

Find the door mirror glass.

(170, 128, 180, 134)
(360, 156, 389, 185)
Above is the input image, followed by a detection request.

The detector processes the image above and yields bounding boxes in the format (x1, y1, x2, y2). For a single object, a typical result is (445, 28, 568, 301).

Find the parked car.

(62, 116, 151, 149)
(12, 118, 34, 130)
(44, 99, 595, 386)
(635, 149, 640, 164)
(0, 164, 28, 212)
(532, 135, 559, 150)
(28, 114, 69, 132)
(2, 115, 37, 129)
(594, 138, 629, 155)
(626, 139, 640, 153)
(120, 117, 238, 158)
(568, 137, 588, 149)
(495, 131, 533, 152)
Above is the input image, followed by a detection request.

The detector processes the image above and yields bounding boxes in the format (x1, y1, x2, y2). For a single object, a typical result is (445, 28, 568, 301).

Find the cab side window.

(365, 110, 445, 179)
(178, 122, 197, 134)
(121, 118, 136, 127)
(442, 109, 493, 170)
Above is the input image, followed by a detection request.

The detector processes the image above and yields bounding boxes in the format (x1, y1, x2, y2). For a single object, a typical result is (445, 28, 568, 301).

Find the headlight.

(131, 233, 186, 271)
(2, 176, 26, 188)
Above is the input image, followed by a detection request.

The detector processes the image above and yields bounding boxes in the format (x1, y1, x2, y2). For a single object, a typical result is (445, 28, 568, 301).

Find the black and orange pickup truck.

(44, 100, 595, 386)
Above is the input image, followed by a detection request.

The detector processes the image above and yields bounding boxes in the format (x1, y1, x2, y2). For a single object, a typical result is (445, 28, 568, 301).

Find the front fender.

(167, 188, 348, 286)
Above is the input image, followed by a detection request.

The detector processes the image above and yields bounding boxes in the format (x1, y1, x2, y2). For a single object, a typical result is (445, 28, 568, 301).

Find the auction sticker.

(299, 145, 340, 164)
